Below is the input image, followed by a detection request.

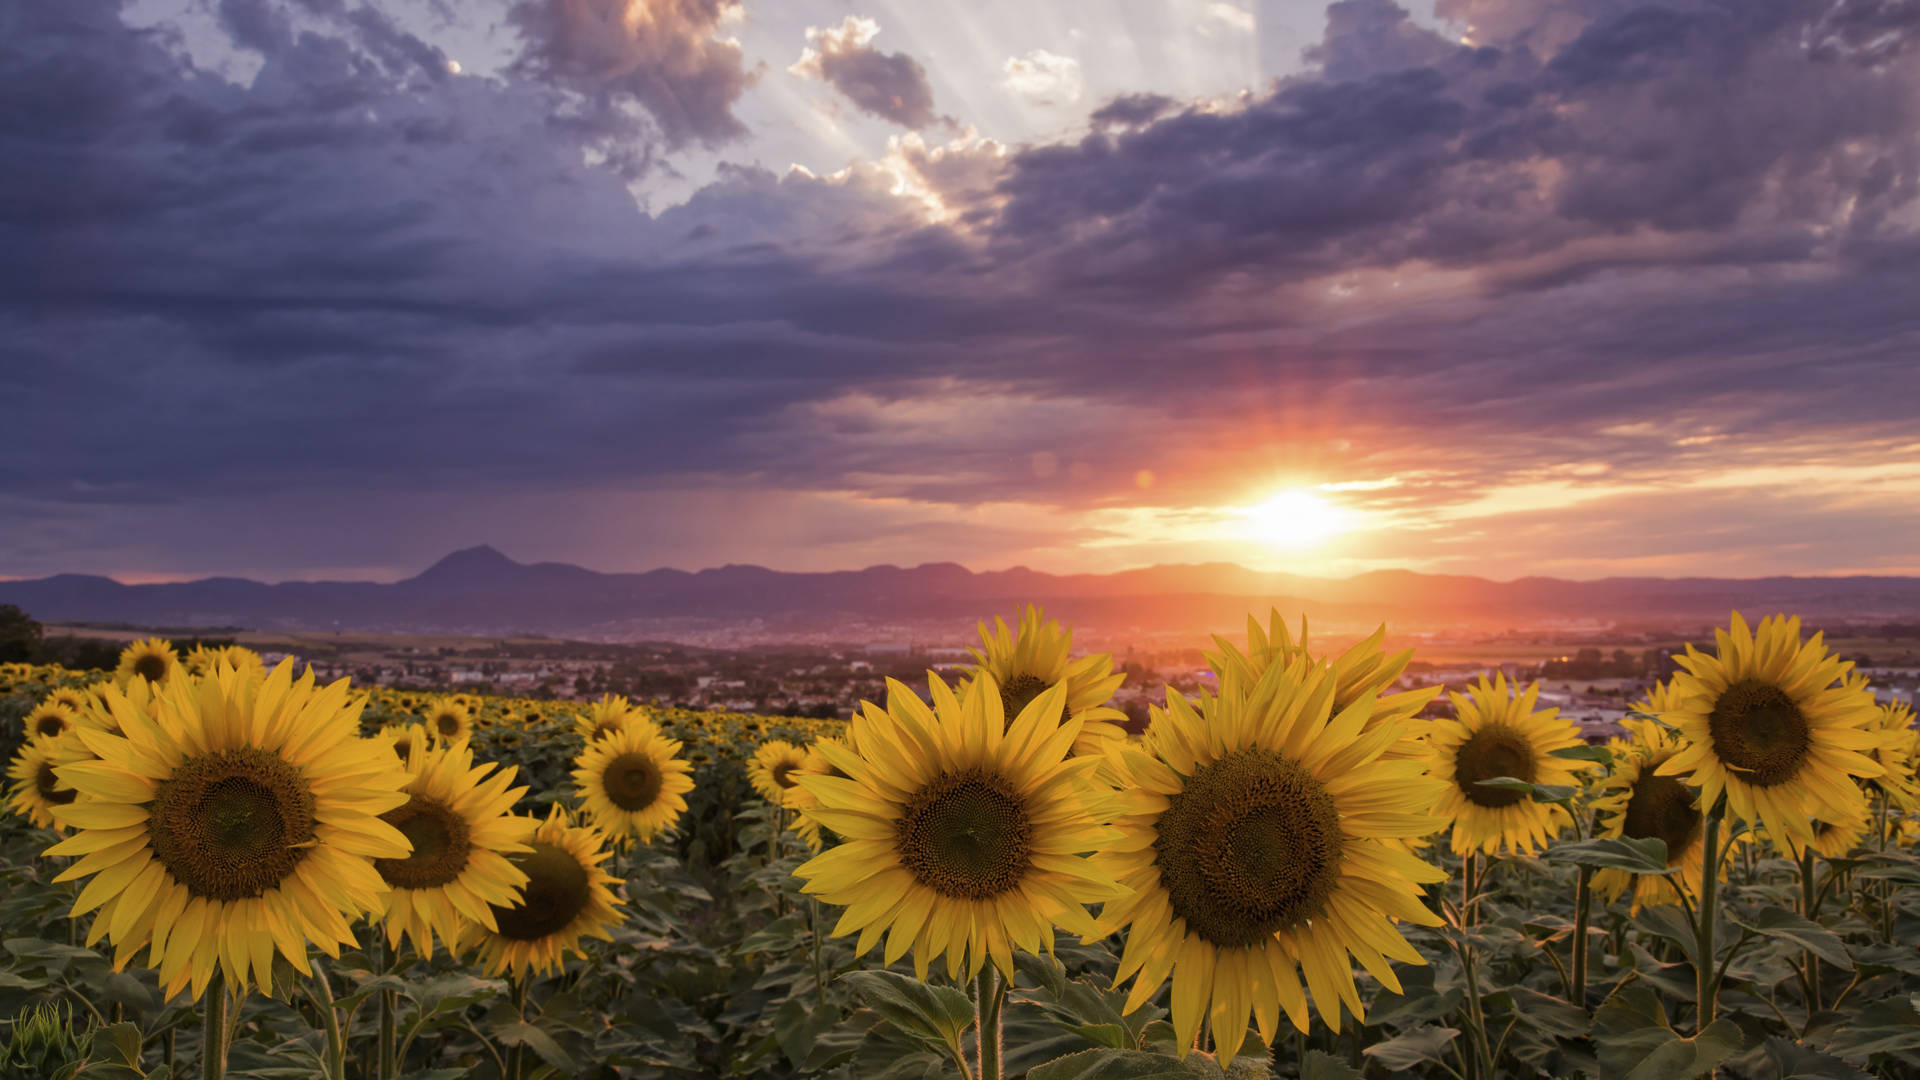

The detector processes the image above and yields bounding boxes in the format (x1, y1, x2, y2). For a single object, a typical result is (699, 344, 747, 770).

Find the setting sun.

(1241, 489, 1350, 550)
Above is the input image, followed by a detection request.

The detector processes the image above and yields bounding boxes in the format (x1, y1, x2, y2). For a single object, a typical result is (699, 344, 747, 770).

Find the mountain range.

(3, 545, 1918, 640)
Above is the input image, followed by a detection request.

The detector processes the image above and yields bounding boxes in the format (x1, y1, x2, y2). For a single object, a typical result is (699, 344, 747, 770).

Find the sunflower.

(474, 805, 623, 979)
(185, 644, 265, 682)
(787, 736, 850, 852)
(574, 694, 641, 743)
(421, 697, 472, 743)
(1425, 674, 1592, 856)
(44, 660, 412, 1000)
(1590, 708, 1719, 913)
(6, 733, 89, 830)
(1205, 612, 1440, 757)
(113, 638, 183, 689)
(23, 702, 77, 741)
(794, 673, 1123, 983)
(1805, 802, 1871, 861)
(572, 719, 694, 843)
(1655, 613, 1881, 850)
(748, 740, 809, 808)
(1093, 658, 1447, 1064)
(48, 687, 91, 714)
(968, 606, 1128, 756)
(373, 739, 535, 958)
(1855, 674, 1920, 813)
(376, 722, 431, 762)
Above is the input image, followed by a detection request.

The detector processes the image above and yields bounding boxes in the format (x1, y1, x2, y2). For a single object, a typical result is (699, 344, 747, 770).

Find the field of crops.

(3, 608, 1920, 1080)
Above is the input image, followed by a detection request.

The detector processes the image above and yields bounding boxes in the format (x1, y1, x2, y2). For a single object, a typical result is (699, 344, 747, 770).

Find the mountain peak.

(407, 545, 522, 585)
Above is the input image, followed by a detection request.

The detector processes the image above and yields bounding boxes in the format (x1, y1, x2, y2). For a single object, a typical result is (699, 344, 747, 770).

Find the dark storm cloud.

(789, 16, 946, 130)
(2, 0, 1920, 579)
(506, 0, 755, 148)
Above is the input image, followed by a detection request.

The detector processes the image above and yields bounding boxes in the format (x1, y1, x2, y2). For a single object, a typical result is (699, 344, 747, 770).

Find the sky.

(4, 0, 1920, 585)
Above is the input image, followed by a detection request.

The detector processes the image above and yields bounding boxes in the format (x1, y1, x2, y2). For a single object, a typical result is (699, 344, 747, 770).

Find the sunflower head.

(1655, 613, 1881, 848)
(574, 694, 640, 743)
(374, 738, 535, 958)
(788, 737, 849, 852)
(572, 718, 695, 843)
(1206, 612, 1441, 757)
(474, 805, 623, 979)
(45, 660, 412, 1001)
(185, 644, 266, 682)
(422, 698, 473, 743)
(1425, 674, 1593, 855)
(1803, 802, 1872, 861)
(48, 687, 91, 714)
(794, 672, 1122, 983)
(376, 722, 431, 762)
(1093, 655, 1448, 1063)
(748, 740, 809, 808)
(966, 605, 1129, 756)
(1591, 715, 1727, 912)
(113, 638, 182, 689)
(6, 732, 89, 830)
(23, 702, 77, 742)
(1856, 676, 1920, 811)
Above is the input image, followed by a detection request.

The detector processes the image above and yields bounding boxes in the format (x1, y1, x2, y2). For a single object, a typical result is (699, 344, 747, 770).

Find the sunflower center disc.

(375, 794, 473, 889)
(1153, 748, 1343, 948)
(1620, 768, 1700, 866)
(133, 654, 169, 682)
(604, 752, 664, 811)
(490, 842, 590, 941)
(34, 713, 67, 738)
(592, 721, 620, 740)
(1708, 678, 1811, 787)
(895, 769, 1034, 900)
(433, 713, 461, 737)
(771, 761, 799, 790)
(35, 762, 75, 806)
(149, 748, 316, 901)
(1454, 724, 1538, 808)
(999, 673, 1071, 730)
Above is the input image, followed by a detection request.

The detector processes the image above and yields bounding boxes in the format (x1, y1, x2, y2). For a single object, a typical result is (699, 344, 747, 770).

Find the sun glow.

(1240, 489, 1351, 550)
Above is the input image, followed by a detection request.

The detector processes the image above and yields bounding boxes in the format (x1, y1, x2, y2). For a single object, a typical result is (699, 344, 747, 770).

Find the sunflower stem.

(974, 966, 1003, 1080)
(1571, 864, 1592, 1012)
(509, 977, 529, 1080)
(808, 897, 827, 1007)
(201, 972, 228, 1080)
(310, 966, 345, 1080)
(1799, 845, 1821, 1016)
(1694, 807, 1722, 1033)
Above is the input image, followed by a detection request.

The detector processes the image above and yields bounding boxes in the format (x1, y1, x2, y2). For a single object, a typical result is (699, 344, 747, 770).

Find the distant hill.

(3, 545, 1917, 640)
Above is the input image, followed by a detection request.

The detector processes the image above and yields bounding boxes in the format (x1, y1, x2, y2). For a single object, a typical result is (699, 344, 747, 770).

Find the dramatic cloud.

(789, 16, 945, 129)
(1000, 49, 1084, 105)
(507, 0, 755, 148)
(2, 0, 1919, 582)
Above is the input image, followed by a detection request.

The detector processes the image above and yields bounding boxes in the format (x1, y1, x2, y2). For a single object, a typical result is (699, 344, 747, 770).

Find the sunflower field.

(3, 611, 1920, 1080)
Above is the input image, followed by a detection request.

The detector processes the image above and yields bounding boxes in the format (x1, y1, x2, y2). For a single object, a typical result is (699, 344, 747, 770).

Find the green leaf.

(1591, 984, 1675, 1079)
(1735, 907, 1854, 972)
(1551, 744, 1616, 766)
(94, 1022, 143, 1067)
(772, 996, 841, 1067)
(1363, 1025, 1459, 1069)
(1725, 1036, 1873, 1080)
(1299, 1050, 1362, 1080)
(1026, 1048, 1224, 1079)
(1546, 836, 1674, 874)
(842, 970, 976, 1046)
(1823, 996, 1920, 1061)
(490, 1020, 574, 1070)
(1632, 905, 1700, 967)
(1623, 1019, 1744, 1080)
(403, 973, 505, 1019)
(1473, 776, 1578, 802)
(1503, 986, 1591, 1040)
(734, 913, 809, 955)
(1067, 1023, 1131, 1050)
